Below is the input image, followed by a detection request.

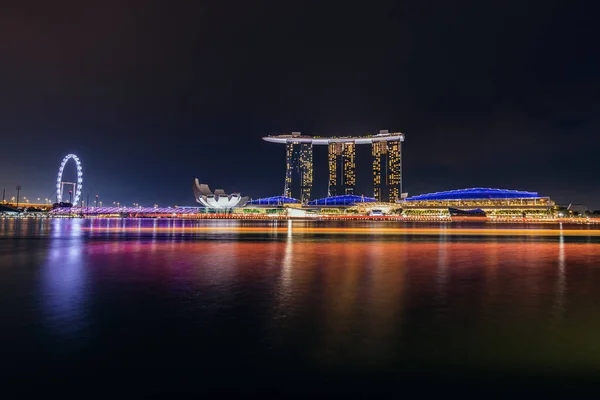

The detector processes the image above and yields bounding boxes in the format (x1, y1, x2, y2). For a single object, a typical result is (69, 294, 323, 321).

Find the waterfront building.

(247, 196, 300, 206)
(305, 194, 403, 216)
(308, 194, 376, 206)
(401, 188, 556, 219)
(237, 196, 300, 216)
(372, 133, 402, 202)
(192, 179, 249, 209)
(284, 133, 313, 203)
(328, 142, 356, 196)
(240, 194, 399, 216)
(263, 130, 404, 203)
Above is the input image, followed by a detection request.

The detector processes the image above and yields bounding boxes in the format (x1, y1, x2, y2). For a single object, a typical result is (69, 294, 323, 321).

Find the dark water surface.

(3, 219, 600, 395)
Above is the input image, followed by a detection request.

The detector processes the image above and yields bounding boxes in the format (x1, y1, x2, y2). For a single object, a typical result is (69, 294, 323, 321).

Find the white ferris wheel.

(56, 154, 83, 204)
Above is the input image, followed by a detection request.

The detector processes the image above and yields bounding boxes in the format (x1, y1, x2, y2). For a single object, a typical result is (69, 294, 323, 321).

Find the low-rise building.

(401, 188, 556, 220)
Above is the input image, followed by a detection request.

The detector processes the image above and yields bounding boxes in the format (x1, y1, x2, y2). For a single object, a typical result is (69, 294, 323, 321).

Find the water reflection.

(41, 219, 88, 339)
(362, 243, 407, 363)
(554, 228, 566, 320)
(4, 219, 600, 382)
(276, 221, 294, 311)
(435, 232, 449, 305)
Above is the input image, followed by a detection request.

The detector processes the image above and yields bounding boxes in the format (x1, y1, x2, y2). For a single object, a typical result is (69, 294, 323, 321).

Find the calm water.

(3, 218, 600, 395)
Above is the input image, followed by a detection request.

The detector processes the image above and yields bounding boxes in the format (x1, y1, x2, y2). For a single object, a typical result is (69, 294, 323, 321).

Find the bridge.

(1, 202, 53, 211)
(49, 206, 204, 216)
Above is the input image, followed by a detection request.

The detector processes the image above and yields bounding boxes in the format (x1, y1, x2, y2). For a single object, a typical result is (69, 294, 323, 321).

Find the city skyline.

(1, 2, 599, 207)
(0, 122, 598, 210)
(4, 3, 600, 396)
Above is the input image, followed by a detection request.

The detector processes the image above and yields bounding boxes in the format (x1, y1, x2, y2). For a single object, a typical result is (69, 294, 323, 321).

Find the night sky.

(1, 1, 599, 207)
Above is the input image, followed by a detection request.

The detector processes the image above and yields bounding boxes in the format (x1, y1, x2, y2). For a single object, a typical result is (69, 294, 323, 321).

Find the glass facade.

(403, 198, 552, 207)
(372, 140, 402, 202)
(387, 140, 401, 203)
(308, 195, 376, 206)
(284, 141, 313, 203)
(401, 188, 555, 217)
(328, 142, 356, 197)
(372, 141, 386, 201)
(248, 196, 300, 206)
(266, 131, 404, 203)
(405, 188, 542, 201)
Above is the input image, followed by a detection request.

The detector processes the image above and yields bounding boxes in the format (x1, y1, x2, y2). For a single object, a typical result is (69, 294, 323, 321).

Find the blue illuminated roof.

(405, 188, 542, 201)
(308, 195, 377, 206)
(248, 196, 300, 205)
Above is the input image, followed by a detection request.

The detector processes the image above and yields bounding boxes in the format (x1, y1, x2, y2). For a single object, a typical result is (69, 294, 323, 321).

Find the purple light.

(49, 206, 205, 215)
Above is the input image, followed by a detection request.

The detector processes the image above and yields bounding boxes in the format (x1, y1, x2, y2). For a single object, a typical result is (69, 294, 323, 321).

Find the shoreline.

(2, 214, 599, 225)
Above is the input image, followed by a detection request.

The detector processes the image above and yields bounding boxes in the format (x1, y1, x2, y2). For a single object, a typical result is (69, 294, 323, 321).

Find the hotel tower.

(284, 133, 313, 203)
(328, 142, 356, 197)
(263, 130, 404, 203)
(372, 131, 402, 202)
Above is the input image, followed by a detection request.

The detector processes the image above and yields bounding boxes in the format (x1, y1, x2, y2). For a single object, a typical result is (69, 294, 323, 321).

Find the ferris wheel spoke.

(56, 154, 83, 205)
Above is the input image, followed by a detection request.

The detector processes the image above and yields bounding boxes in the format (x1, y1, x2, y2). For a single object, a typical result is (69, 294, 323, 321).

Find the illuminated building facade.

(248, 196, 300, 206)
(402, 188, 556, 219)
(192, 179, 249, 209)
(372, 133, 402, 202)
(372, 141, 387, 201)
(264, 130, 404, 203)
(284, 134, 313, 203)
(328, 142, 356, 196)
(308, 194, 376, 206)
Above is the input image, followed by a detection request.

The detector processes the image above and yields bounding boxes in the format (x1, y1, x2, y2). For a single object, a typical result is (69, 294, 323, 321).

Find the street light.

(16, 185, 21, 209)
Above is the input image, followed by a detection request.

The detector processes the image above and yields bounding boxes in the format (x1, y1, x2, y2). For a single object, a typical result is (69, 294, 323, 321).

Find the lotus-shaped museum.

(193, 179, 249, 209)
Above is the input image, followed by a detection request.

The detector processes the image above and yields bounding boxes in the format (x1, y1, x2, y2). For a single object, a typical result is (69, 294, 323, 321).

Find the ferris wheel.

(56, 154, 83, 204)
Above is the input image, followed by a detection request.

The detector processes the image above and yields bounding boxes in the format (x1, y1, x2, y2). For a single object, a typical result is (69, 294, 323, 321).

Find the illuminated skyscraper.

(328, 141, 356, 196)
(263, 130, 404, 202)
(284, 133, 313, 203)
(372, 141, 387, 202)
(372, 131, 402, 202)
(387, 139, 402, 202)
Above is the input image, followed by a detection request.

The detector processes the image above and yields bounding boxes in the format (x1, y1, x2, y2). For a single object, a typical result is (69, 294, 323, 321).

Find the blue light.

(405, 188, 542, 201)
(308, 195, 377, 206)
(248, 196, 300, 205)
